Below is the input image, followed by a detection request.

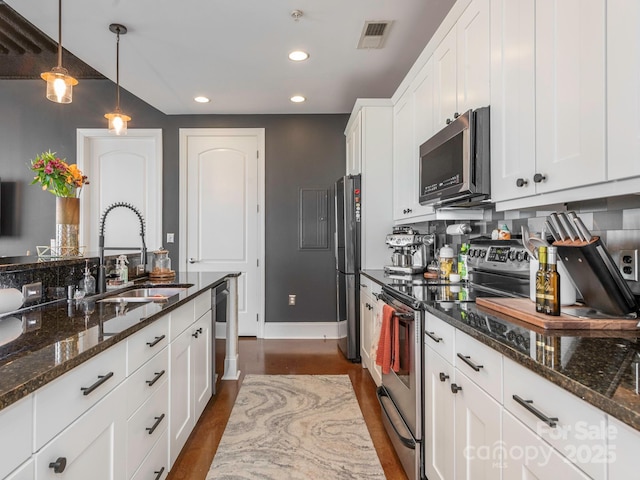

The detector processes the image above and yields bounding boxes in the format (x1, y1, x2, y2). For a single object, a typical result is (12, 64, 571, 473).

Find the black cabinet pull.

(146, 370, 166, 387)
(146, 335, 166, 348)
(439, 372, 449, 382)
(49, 457, 67, 473)
(192, 327, 203, 338)
(513, 395, 558, 427)
(154, 467, 165, 480)
(533, 173, 547, 183)
(516, 178, 528, 187)
(425, 331, 442, 343)
(81, 371, 114, 396)
(146, 413, 166, 435)
(450, 383, 462, 394)
(457, 353, 484, 372)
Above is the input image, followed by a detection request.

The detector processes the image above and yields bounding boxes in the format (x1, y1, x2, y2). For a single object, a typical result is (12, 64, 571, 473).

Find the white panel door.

(77, 129, 163, 257)
(433, 26, 458, 131)
(535, 0, 606, 193)
(180, 129, 264, 337)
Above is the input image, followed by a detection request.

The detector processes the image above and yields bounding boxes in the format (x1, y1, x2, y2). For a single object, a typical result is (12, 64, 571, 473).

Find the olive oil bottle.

(545, 246, 561, 316)
(535, 246, 547, 313)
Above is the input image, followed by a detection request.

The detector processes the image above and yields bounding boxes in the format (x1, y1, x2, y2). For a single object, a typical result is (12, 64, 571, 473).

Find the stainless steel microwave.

(418, 107, 490, 207)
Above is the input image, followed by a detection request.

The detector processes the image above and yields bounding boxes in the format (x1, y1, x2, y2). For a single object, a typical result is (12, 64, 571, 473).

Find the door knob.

(450, 383, 463, 394)
(188, 258, 197, 264)
(533, 173, 547, 183)
(439, 372, 449, 382)
(516, 178, 528, 187)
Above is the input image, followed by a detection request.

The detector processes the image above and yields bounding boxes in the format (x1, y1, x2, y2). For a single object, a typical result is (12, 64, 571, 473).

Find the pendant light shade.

(105, 23, 131, 135)
(41, 0, 78, 103)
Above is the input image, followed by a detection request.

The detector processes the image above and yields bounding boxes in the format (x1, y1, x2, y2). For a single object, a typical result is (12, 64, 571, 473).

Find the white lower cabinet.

(0, 395, 33, 479)
(4, 459, 33, 480)
(453, 370, 502, 479)
(34, 382, 127, 479)
(131, 430, 169, 480)
(502, 410, 590, 479)
(169, 308, 213, 466)
(360, 278, 382, 387)
(424, 346, 455, 480)
(607, 415, 640, 479)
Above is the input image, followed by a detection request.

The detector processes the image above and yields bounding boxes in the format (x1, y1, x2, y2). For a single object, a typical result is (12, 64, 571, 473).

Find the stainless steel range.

(466, 237, 531, 298)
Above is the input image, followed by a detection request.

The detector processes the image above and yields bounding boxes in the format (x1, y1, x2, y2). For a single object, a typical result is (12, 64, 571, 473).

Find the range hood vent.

(357, 21, 393, 49)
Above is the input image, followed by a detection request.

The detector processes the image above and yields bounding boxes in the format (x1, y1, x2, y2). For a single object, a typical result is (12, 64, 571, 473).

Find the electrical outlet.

(22, 281, 42, 304)
(166, 233, 175, 244)
(288, 294, 296, 306)
(618, 249, 639, 281)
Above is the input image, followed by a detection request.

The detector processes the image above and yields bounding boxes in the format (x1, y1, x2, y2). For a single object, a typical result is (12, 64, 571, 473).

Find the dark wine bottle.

(545, 246, 561, 316)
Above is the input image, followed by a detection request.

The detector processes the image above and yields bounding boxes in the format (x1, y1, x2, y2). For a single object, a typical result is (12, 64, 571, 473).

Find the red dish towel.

(375, 304, 400, 374)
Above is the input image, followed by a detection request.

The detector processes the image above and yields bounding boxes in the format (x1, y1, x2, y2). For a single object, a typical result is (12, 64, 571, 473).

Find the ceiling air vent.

(357, 20, 393, 49)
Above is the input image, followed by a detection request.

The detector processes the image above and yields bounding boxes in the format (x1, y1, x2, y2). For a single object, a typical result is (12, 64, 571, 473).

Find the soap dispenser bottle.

(117, 255, 129, 283)
(83, 260, 96, 295)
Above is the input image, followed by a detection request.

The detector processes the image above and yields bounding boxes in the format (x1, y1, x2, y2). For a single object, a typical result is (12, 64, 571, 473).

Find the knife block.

(556, 238, 640, 316)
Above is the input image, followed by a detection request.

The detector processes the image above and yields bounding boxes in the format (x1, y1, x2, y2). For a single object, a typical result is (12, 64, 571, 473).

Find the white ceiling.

(6, 0, 455, 115)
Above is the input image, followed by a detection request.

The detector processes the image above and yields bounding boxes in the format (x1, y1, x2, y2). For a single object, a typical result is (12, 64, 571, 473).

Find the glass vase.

(55, 197, 80, 256)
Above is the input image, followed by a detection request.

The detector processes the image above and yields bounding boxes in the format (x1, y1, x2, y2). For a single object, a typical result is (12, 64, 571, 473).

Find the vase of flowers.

(30, 151, 89, 256)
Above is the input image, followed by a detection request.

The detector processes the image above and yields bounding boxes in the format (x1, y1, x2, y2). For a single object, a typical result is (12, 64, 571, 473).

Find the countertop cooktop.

(362, 269, 640, 432)
(0, 271, 237, 410)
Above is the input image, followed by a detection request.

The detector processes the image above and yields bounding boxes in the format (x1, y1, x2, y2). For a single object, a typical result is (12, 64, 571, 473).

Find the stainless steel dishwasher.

(213, 281, 228, 392)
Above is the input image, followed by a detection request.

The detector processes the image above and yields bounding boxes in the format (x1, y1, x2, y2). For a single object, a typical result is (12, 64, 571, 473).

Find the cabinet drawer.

(607, 415, 640, 480)
(127, 380, 169, 478)
(126, 348, 169, 418)
(130, 429, 168, 480)
(454, 329, 502, 401)
(194, 290, 212, 320)
(0, 395, 33, 479)
(502, 410, 591, 479)
(34, 340, 126, 450)
(503, 357, 606, 480)
(127, 315, 169, 375)
(424, 312, 455, 364)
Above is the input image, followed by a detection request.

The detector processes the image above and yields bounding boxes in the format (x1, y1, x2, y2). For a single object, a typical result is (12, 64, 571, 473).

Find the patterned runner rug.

(207, 374, 386, 479)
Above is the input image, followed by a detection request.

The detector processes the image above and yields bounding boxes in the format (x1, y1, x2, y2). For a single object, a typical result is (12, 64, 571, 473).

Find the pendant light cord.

(56, 0, 62, 68)
(116, 28, 121, 110)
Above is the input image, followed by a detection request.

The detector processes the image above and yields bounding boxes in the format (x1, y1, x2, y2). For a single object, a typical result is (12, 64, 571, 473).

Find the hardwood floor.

(167, 337, 409, 480)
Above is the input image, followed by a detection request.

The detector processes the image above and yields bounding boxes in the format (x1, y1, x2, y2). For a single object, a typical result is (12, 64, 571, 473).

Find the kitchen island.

(0, 270, 240, 480)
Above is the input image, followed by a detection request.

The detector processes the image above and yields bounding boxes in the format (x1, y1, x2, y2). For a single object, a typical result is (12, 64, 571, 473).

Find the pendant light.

(40, 0, 78, 103)
(104, 23, 131, 135)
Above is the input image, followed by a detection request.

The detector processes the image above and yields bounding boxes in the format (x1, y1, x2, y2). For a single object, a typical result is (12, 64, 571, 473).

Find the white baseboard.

(216, 320, 347, 339)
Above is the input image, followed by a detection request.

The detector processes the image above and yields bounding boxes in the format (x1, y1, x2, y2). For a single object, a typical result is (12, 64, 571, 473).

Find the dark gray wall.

(0, 79, 348, 324)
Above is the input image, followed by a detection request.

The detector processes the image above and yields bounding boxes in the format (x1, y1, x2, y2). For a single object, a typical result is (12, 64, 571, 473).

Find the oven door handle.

(376, 386, 416, 450)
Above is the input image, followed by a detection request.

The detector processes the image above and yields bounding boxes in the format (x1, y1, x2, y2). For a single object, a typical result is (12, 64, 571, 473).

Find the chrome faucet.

(97, 202, 147, 293)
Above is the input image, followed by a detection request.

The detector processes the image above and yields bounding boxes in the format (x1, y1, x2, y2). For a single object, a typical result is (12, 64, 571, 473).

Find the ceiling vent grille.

(357, 20, 393, 49)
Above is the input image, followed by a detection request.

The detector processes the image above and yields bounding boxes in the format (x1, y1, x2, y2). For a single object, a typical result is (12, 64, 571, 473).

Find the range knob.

(508, 250, 517, 261)
(516, 251, 525, 262)
(478, 249, 486, 259)
(524, 252, 530, 262)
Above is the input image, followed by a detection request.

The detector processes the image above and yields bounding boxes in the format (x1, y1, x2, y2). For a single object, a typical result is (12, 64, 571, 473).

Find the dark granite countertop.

(0, 271, 238, 410)
(362, 269, 640, 432)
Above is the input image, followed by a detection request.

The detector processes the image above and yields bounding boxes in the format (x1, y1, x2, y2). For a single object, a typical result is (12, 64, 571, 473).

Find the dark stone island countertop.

(0, 271, 238, 411)
(362, 269, 640, 432)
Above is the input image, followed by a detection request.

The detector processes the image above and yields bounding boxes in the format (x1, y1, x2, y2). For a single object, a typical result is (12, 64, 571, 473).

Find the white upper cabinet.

(491, 0, 608, 205)
(456, 0, 491, 114)
(393, 93, 417, 221)
(607, 0, 640, 180)
(434, 27, 459, 131)
(535, 0, 606, 193)
(490, 0, 536, 202)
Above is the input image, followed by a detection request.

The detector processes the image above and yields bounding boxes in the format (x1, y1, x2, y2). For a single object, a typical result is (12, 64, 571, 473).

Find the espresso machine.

(384, 226, 435, 275)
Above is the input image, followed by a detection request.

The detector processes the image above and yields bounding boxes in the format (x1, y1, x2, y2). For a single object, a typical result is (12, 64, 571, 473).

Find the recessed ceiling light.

(290, 95, 306, 103)
(194, 96, 210, 103)
(288, 50, 309, 62)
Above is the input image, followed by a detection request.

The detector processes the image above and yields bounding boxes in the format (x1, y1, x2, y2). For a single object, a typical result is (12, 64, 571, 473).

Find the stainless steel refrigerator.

(335, 174, 361, 362)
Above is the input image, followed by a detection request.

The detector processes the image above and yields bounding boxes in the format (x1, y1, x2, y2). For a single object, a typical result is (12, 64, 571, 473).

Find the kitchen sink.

(98, 286, 188, 303)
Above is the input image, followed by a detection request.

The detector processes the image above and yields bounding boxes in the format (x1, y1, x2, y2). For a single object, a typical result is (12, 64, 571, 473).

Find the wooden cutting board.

(476, 297, 639, 330)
